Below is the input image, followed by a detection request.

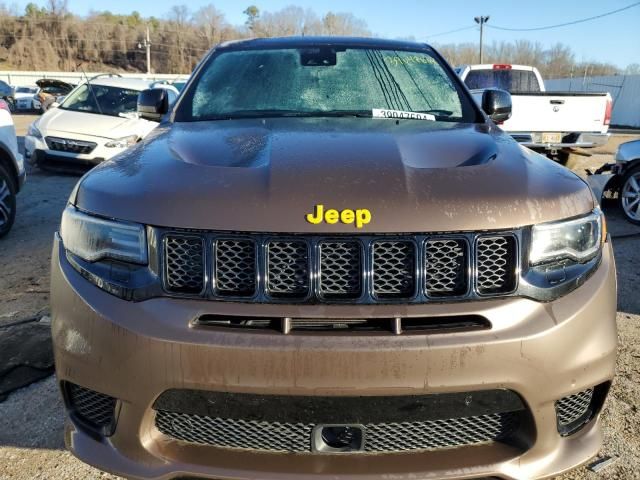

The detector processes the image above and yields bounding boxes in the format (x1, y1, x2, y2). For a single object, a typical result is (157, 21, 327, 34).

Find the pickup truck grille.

(162, 232, 518, 304)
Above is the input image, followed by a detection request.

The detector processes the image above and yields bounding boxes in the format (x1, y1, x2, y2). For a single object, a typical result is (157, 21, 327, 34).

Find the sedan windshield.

(176, 46, 477, 123)
(60, 84, 141, 117)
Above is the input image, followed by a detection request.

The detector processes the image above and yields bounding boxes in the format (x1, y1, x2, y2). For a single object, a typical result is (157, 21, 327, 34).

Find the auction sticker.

(372, 109, 436, 121)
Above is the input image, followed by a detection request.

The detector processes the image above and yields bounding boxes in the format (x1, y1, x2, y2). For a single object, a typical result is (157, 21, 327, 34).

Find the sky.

(21, 0, 640, 68)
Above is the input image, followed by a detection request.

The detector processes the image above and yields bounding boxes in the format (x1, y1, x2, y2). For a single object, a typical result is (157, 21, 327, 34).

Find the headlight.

(27, 122, 42, 140)
(60, 206, 147, 264)
(529, 209, 604, 266)
(105, 135, 138, 148)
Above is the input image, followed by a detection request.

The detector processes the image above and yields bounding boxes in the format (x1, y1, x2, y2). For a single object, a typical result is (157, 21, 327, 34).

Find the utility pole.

(138, 26, 152, 74)
(474, 16, 490, 64)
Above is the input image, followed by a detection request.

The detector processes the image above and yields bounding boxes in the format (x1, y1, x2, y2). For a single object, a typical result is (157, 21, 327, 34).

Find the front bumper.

(511, 132, 610, 150)
(24, 134, 126, 171)
(51, 235, 618, 480)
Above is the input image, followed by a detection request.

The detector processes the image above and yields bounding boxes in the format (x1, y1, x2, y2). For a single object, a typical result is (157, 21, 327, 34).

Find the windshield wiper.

(198, 109, 372, 121)
(417, 109, 455, 117)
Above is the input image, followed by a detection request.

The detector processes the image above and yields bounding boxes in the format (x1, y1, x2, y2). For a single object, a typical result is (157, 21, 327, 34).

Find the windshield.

(176, 46, 477, 123)
(60, 84, 141, 117)
(16, 87, 37, 94)
(464, 69, 541, 93)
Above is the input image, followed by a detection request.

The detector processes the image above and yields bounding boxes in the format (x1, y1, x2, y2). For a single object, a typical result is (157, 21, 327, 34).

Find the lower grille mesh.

(556, 388, 594, 427)
(67, 383, 116, 432)
(155, 410, 521, 453)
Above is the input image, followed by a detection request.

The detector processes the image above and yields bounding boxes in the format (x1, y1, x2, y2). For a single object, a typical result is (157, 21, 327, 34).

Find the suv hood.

(35, 78, 74, 91)
(39, 108, 151, 140)
(74, 118, 594, 233)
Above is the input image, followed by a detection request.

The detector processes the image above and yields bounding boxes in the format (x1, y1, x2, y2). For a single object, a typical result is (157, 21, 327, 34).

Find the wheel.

(620, 166, 640, 225)
(0, 164, 17, 238)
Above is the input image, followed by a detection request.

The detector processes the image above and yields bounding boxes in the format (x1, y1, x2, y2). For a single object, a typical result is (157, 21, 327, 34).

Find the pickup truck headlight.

(27, 122, 43, 140)
(60, 206, 147, 264)
(529, 209, 604, 266)
(105, 135, 138, 148)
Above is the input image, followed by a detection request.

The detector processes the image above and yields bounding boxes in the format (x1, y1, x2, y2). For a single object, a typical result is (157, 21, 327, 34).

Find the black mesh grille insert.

(214, 239, 256, 296)
(161, 231, 519, 304)
(476, 235, 517, 295)
(425, 239, 468, 297)
(372, 241, 415, 298)
(556, 388, 593, 426)
(319, 241, 362, 299)
(66, 383, 116, 433)
(154, 410, 522, 453)
(164, 235, 205, 294)
(267, 240, 309, 297)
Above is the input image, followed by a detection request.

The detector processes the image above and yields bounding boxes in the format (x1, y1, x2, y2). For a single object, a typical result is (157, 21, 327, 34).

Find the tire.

(619, 166, 640, 225)
(554, 151, 570, 165)
(0, 163, 17, 238)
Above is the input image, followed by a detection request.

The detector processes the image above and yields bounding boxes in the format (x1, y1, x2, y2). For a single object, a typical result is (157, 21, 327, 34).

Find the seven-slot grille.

(162, 232, 517, 303)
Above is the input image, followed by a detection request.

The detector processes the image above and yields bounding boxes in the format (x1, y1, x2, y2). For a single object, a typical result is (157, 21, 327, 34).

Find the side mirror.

(137, 88, 169, 121)
(481, 89, 512, 124)
(50, 102, 60, 109)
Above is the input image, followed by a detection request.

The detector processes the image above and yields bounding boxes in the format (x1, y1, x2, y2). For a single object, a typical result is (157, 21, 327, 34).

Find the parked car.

(456, 64, 612, 163)
(0, 79, 15, 111)
(25, 76, 178, 172)
(13, 85, 39, 111)
(33, 78, 74, 113)
(587, 139, 640, 224)
(0, 106, 25, 237)
(51, 37, 616, 480)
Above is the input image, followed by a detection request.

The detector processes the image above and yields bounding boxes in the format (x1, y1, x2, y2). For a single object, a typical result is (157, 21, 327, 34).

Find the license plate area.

(541, 132, 562, 144)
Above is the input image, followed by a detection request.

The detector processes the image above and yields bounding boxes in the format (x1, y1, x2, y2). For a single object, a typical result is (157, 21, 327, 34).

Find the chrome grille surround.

(154, 409, 522, 453)
(160, 231, 519, 304)
(45, 136, 97, 154)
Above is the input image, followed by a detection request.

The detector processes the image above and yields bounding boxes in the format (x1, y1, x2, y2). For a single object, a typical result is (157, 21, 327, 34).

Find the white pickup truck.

(456, 64, 612, 163)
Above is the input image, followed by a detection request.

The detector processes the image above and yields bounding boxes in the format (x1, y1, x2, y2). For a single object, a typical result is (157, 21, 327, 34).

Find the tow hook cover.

(312, 424, 366, 453)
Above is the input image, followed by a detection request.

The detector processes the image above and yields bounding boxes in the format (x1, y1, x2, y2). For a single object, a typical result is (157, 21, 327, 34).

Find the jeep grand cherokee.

(51, 37, 617, 480)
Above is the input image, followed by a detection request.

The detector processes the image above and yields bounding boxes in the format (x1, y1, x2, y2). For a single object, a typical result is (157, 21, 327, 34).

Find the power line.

(487, 1, 640, 32)
(425, 25, 475, 39)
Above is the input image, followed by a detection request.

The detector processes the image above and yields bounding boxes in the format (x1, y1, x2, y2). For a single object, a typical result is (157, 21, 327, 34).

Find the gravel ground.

(0, 115, 639, 480)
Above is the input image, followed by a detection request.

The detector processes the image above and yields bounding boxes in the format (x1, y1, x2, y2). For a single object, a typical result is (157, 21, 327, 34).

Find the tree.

(194, 4, 226, 46)
(322, 12, 369, 36)
(243, 5, 259, 31)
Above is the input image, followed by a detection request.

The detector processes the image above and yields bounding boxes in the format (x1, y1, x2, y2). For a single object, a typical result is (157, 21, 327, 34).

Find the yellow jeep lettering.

(355, 209, 371, 229)
(305, 205, 371, 229)
(305, 204, 324, 224)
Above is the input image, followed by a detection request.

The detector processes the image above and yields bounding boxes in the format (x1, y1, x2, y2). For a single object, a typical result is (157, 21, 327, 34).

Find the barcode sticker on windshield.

(372, 109, 436, 121)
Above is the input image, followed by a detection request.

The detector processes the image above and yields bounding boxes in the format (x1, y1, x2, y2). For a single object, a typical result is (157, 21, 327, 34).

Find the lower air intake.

(155, 410, 521, 453)
(555, 388, 595, 436)
(65, 383, 117, 435)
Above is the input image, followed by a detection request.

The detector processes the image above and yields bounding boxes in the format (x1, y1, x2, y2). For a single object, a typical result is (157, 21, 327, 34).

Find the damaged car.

(51, 37, 617, 480)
